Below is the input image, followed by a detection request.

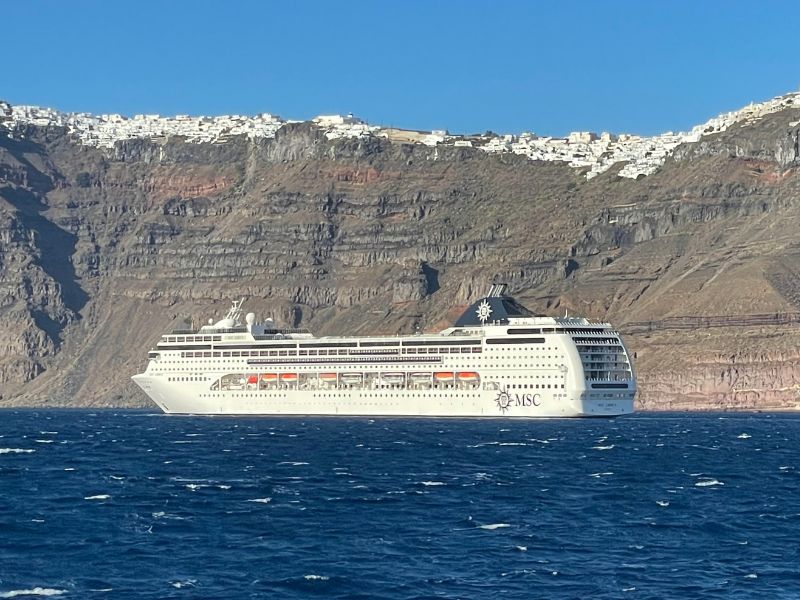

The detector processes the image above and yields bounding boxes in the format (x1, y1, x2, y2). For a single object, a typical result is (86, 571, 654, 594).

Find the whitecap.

(623, 587, 636, 592)
(420, 481, 445, 486)
(278, 461, 309, 466)
(0, 589, 66, 598)
(695, 479, 724, 487)
(246, 498, 272, 504)
(85, 494, 110, 500)
(0, 448, 35, 454)
(63, 468, 75, 472)
(217, 485, 231, 490)
(34, 440, 54, 444)
(656, 500, 670, 507)
(109, 476, 125, 481)
(737, 433, 751, 439)
(151, 512, 184, 521)
(745, 573, 757, 579)
(479, 523, 510, 530)
(589, 472, 614, 478)
(184, 484, 207, 491)
(515, 545, 528, 551)
(499, 442, 527, 446)
(31, 519, 45, 523)
(592, 445, 615, 450)
(170, 580, 196, 589)
(303, 575, 329, 581)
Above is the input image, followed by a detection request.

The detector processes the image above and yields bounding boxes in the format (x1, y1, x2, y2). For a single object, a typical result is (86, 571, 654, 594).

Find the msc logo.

(494, 388, 541, 413)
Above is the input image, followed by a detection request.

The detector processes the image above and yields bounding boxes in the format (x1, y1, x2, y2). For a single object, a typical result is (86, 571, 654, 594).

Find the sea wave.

(0, 589, 66, 598)
(695, 479, 724, 487)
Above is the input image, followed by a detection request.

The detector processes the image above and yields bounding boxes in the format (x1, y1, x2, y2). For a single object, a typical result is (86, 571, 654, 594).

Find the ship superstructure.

(132, 285, 636, 417)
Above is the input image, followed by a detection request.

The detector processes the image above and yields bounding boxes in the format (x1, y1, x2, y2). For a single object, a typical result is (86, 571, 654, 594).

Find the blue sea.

(1, 411, 799, 599)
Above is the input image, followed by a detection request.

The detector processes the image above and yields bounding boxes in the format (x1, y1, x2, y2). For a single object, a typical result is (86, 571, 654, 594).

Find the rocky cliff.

(2, 102, 800, 410)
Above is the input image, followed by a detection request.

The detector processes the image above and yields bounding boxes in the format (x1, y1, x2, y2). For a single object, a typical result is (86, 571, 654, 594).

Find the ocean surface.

(1, 411, 799, 599)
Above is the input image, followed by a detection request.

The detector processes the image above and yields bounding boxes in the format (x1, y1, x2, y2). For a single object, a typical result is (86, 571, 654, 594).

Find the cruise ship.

(131, 284, 636, 417)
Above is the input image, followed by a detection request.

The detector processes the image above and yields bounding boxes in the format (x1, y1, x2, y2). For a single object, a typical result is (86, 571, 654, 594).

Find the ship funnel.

(487, 283, 508, 297)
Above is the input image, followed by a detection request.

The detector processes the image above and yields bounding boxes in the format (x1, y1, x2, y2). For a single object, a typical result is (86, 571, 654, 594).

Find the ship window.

(232, 351, 240, 357)
(204, 352, 211, 358)
(213, 336, 221, 341)
(177, 337, 185, 343)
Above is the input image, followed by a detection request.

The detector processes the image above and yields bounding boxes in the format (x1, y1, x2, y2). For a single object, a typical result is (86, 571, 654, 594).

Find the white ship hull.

(132, 374, 633, 417)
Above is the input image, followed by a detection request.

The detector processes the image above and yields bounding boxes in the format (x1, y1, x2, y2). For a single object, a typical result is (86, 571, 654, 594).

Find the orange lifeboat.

(319, 373, 338, 382)
(280, 373, 298, 382)
(261, 373, 278, 382)
(433, 372, 455, 382)
(247, 375, 259, 385)
(457, 371, 480, 382)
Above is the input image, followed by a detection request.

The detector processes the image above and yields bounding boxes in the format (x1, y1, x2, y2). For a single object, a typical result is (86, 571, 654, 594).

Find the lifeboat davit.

(410, 372, 432, 381)
(280, 373, 298, 382)
(319, 373, 338, 382)
(457, 371, 480, 382)
(433, 372, 455, 382)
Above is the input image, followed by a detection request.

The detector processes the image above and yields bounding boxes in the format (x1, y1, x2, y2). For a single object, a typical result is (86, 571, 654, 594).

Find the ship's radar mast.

(225, 299, 245, 324)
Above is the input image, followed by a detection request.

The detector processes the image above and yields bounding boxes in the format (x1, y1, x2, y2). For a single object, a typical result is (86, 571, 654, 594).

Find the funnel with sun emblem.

(454, 283, 537, 327)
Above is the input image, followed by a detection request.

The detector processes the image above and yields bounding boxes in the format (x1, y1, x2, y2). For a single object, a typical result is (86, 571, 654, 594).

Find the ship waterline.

(132, 285, 636, 417)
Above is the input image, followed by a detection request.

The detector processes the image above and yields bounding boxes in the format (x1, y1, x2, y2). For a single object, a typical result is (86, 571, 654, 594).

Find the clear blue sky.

(4, 0, 799, 136)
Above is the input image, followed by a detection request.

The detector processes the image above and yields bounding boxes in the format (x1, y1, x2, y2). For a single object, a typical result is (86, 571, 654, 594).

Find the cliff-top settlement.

(2, 92, 799, 179)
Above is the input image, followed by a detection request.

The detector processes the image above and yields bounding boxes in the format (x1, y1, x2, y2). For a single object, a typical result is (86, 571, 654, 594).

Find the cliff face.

(2, 109, 800, 409)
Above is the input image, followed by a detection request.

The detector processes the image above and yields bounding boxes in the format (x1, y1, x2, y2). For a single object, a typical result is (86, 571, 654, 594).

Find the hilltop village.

(2, 92, 798, 179)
